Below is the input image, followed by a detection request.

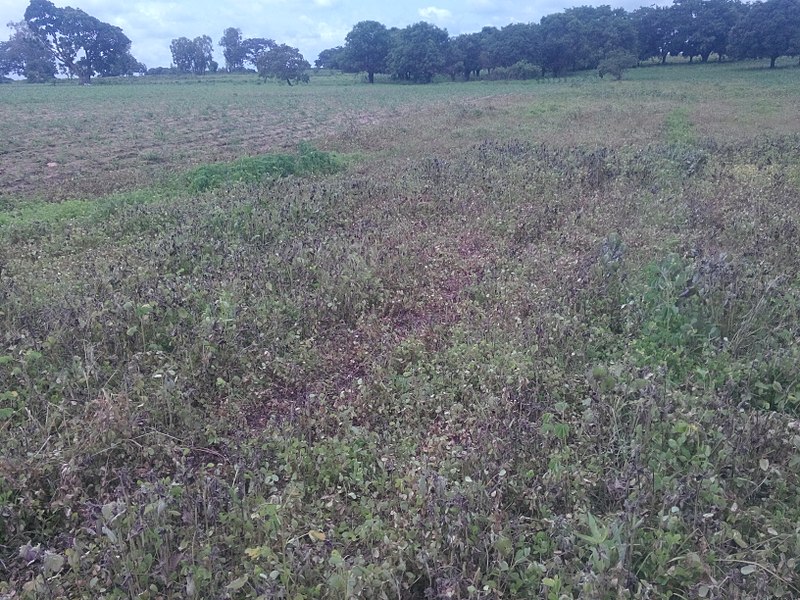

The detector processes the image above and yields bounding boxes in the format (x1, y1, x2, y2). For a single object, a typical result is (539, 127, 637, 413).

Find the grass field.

(1, 61, 799, 598)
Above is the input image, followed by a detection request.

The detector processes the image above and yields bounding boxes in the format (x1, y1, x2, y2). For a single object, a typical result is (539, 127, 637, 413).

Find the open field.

(1, 62, 800, 598)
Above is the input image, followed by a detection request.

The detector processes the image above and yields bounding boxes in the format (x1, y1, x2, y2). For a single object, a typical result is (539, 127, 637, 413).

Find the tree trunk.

(368, 71, 374, 83)
(770, 56, 777, 68)
(286, 78, 292, 85)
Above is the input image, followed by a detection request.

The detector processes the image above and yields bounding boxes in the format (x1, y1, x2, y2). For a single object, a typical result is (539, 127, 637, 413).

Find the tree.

(633, 6, 680, 63)
(256, 43, 310, 85)
(0, 20, 57, 82)
(539, 6, 636, 76)
(449, 32, 483, 80)
(98, 50, 145, 76)
(728, 0, 800, 68)
(673, 0, 744, 63)
(170, 37, 194, 73)
(219, 27, 244, 72)
(192, 35, 214, 74)
(387, 21, 450, 83)
(24, 0, 137, 84)
(487, 23, 541, 69)
(241, 37, 276, 69)
(315, 46, 346, 69)
(344, 20, 390, 83)
(539, 13, 575, 76)
(170, 35, 214, 75)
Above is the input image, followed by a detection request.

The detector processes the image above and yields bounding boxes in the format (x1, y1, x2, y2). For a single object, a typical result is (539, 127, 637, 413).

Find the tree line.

(320, 0, 800, 83)
(165, 29, 311, 85)
(2, 0, 799, 84)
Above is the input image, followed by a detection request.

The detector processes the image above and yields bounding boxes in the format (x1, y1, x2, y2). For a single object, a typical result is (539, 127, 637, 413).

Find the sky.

(1, 0, 669, 70)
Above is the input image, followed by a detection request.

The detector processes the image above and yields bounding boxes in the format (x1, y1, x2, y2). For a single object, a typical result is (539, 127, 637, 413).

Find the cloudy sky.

(1, 0, 667, 70)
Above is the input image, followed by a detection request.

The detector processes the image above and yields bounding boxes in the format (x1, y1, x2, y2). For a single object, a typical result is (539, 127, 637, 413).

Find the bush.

(486, 60, 542, 81)
(598, 51, 638, 80)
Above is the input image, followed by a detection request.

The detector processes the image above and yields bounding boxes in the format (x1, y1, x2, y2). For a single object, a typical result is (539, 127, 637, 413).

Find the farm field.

(1, 61, 799, 598)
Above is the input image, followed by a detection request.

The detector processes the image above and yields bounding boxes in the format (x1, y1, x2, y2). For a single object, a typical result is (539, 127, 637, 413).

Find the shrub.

(597, 51, 638, 80)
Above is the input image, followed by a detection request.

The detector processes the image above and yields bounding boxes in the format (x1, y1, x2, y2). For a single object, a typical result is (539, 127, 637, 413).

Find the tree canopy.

(728, 0, 800, 67)
(170, 35, 216, 75)
(241, 38, 276, 69)
(0, 20, 56, 82)
(256, 44, 310, 85)
(314, 46, 346, 70)
(218, 27, 244, 72)
(24, 0, 138, 83)
(387, 21, 450, 83)
(344, 21, 391, 83)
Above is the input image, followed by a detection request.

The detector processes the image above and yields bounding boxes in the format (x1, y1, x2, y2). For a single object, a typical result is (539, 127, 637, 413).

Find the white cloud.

(418, 6, 452, 21)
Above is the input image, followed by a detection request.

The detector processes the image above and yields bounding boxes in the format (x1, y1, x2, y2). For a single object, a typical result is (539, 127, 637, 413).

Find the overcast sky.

(1, 0, 669, 70)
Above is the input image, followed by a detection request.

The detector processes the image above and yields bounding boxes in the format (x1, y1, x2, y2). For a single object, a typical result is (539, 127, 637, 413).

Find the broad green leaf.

(43, 552, 65, 576)
(226, 574, 249, 590)
(740, 564, 757, 575)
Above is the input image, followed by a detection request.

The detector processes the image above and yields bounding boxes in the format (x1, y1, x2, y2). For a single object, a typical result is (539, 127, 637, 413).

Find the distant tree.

(170, 35, 214, 75)
(170, 37, 194, 73)
(241, 37, 276, 69)
(633, 6, 680, 63)
(256, 43, 310, 85)
(0, 20, 57, 82)
(315, 46, 346, 69)
(219, 27, 245, 71)
(488, 23, 541, 69)
(387, 21, 450, 83)
(344, 20, 390, 83)
(448, 32, 482, 80)
(538, 13, 575, 76)
(728, 0, 800, 68)
(192, 35, 214, 74)
(539, 6, 636, 75)
(576, 6, 637, 69)
(476, 27, 500, 75)
(24, 0, 137, 84)
(98, 51, 146, 76)
(673, 0, 744, 63)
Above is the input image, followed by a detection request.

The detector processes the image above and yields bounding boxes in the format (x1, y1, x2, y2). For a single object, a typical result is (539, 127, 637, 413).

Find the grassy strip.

(664, 107, 695, 145)
(0, 144, 345, 228)
(185, 142, 344, 193)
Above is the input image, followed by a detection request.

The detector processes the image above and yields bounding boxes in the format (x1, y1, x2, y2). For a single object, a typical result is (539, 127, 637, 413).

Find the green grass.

(0, 145, 344, 228)
(663, 107, 695, 144)
(185, 143, 345, 192)
(1, 61, 800, 599)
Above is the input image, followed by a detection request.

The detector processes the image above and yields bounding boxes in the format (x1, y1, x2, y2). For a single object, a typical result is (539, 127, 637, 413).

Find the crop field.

(1, 62, 799, 598)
